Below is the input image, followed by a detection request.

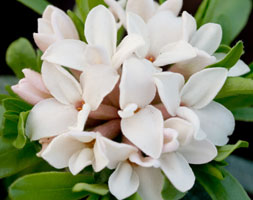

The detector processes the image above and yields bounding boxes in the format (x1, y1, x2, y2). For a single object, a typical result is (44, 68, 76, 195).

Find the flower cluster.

(11, 0, 249, 199)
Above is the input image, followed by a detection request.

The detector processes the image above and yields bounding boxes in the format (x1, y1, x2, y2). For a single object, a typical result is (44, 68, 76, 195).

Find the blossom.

(11, 69, 51, 105)
(34, 5, 79, 52)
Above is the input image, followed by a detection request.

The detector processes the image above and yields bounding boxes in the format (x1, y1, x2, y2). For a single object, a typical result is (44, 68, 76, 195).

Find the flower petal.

(129, 152, 158, 167)
(190, 23, 222, 55)
(181, 11, 197, 41)
(93, 136, 109, 172)
(170, 49, 216, 78)
(179, 139, 217, 164)
(69, 131, 97, 143)
(112, 34, 145, 69)
(80, 65, 119, 111)
(69, 148, 93, 175)
(42, 133, 85, 169)
(109, 162, 139, 199)
(126, 0, 155, 22)
(135, 167, 164, 200)
(193, 101, 235, 146)
(157, 0, 183, 16)
(154, 72, 184, 116)
(154, 40, 197, 67)
(26, 98, 78, 141)
(181, 68, 228, 109)
(159, 152, 195, 192)
(85, 5, 117, 58)
(84, 45, 111, 66)
(121, 105, 164, 158)
(33, 33, 56, 52)
(120, 57, 157, 109)
(42, 39, 87, 71)
(126, 12, 150, 58)
(42, 61, 82, 105)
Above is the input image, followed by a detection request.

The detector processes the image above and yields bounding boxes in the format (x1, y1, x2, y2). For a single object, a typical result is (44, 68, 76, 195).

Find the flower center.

(75, 100, 85, 111)
(85, 140, 96, 149)
(146, 55, 156, 63)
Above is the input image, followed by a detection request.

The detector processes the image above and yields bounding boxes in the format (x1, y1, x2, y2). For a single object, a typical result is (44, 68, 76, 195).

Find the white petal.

(157, 0, 183, 16)
(126, 0, 155, 22)
(26, 98, 78, 141)
(154, 72, 184, 116)
(190, 23, 222, 55)
(42, 133, 84, 169)
(118, 103, 138, 118)
(154, 40, 197, 67)
(84, 45, 111, 66)
(80, 65, 119, 111)
(85, 5, 117, 58)
(164, 117, 194, 146)
(159, 152, 195, 192)
(42, 5, 61, 20)
(215, 53, 250, 77)
(182, 11, 197, 41)
(69, 131, 97, 143)
(163, 128, 180, 153)
(147, 11, 182, 57)
(38, 19, 53, 34)
(51, 9, 79, 40)
(109, 162, 139, 199)
(176, 107, 206, 140)
(120, 57, 156, 109)
(99, 137, 138, 169)
(193, 101, 235, 146)
(69, 148, 93, 175)
(126, 12, 150, 58)
(112, 34, 145, 69)
(33, 33, 56, 52)
(170, 49, 216, 78)
(93, 137, 109, 172)
(42, 39, 87, 71)
(121, 105, 164, 158)
(135, 167, 164, 200)
(42, 61, 82, 105)
(179, 139, 217, 164)
(181, 68, 228, 109)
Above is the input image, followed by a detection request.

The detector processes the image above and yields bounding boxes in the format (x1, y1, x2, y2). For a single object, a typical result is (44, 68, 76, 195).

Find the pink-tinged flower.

(11, 69, 51, 105)
(34, 5, 79, 52)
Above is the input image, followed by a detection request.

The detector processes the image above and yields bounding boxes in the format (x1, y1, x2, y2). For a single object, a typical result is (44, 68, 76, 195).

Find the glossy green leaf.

(0, 137, 41, 178)
(17, 0, 50, 15)
(6, 38, 38, 78)
(216, 44, 231, 54)
(195, 0, 252, 44)
(87, 194, 100, 200)
(5, 85, 20, 99)
(231, 107, 253, 122)
(159, 0, 166, 4)
(209, 41, 244, 69)
(13, 111, 30, 149)
(126, 193, 143, 200)
(88, 0, 106, 9)
(76, 0, 90, 22)
(2, 98, 32, 113)
(117, 26, 126, 45)
(100, 195, 111, 200)
(193, 163, 224, 180)
(215, 141, 249, 162)
(73, 183, 109, 195)
(194, 167, 250, 200)
(9, 172, 94, 200)
(216, 95, 253, 109)
(36, 49, 43, 71)
(0, 105, 4, 125)
(67, 10, 87, 42)
(162, 177, 186, 200)
(1, 111, 19, 141)
(0, 76, 18, 95)
(216, 77, 253, 99)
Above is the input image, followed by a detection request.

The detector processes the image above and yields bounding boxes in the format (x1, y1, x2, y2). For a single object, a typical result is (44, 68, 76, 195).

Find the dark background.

(0, 0, 252, 159)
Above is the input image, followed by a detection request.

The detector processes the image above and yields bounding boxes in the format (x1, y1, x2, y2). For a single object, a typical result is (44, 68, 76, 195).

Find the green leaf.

(36, 49, 43, 71)
(0, 76, 19, 95)
(67, 10, 87, 42)
(215, 141, 249, 162)
(194, 167, 250, 200)
(126, 193, 143, 200)
(161, 177, 186, 200)
(73, 183, 109, 195)
(117, 26, 126, 45)
(216, 44, 231, 53)
(9, 172, 94, 200)
(193, 163, 224, 180)
(87, 194, 100, 200)
(209, 41, 244, 69)
(1, 111, 19, 141)
(0, 137, 41, 178)
(231, 107, 253, 122)
(6, 38, 38, 78)
(216, 77, 253, 99)
(216, 95, 253, 109)
(0, 105, 4, 125)
(5, 85, 20, 99)
(12, 111, 30, 149)
(195, 0, 252, 44)
(76, 0, 90, 22)
(17, 0, 50, 15)
(2, 98, 32, 113)
(159, 0, 166, 4)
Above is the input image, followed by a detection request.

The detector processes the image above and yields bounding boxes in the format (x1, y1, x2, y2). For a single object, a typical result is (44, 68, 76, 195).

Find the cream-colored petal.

(157, 0, 183, 16)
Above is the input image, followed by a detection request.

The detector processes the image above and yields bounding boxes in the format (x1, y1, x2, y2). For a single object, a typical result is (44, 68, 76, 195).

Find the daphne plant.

(0, 0, 252, 199)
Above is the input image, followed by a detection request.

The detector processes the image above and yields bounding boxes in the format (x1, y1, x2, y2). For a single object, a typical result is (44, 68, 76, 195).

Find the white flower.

(154, 68, 235, 145)
(34, 5, 79, 52)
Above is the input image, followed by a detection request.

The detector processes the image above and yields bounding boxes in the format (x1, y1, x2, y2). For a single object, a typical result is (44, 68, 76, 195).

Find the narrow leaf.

(193, 163, 224, 180)
(73, 183, 109, 196)
(9, 172, 94, 200)
(76, 0, 90, 22)
(17, 0, 50, 15)
(159, 0, 166, 4)
(161, 177, 186, 200)
(126, 193, 143, 200)
(87, 194, 100, 200)
(216, 95, 253, 109)
(216, 44, 231, 54)
(6, 38, 38, 78)
(2, 98, 32, 113)
(231, 107, 253, 122)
